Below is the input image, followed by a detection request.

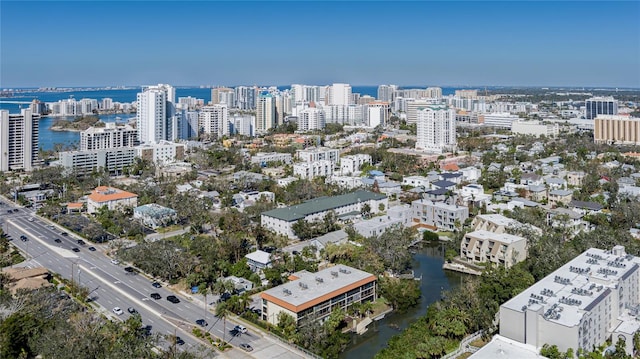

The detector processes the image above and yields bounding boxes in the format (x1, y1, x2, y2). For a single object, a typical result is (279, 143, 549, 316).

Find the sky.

(1, 1, 639, 88)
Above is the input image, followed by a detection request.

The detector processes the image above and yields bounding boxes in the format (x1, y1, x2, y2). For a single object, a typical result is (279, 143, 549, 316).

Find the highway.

(0, 200, 312, 359)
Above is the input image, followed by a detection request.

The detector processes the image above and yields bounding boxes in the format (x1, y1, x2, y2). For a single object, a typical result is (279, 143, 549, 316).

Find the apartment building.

(296, 147, 340, 164)
(460, 230, 527, 268)
(0, 109, 39, 172)
(260, 264, 376, 325)
(293, 160, 333, 180)
(250, 152, 292, 165)
(594, 115, 640, 145)
(59, 148, 136, 175)
(500, 246, 640, 355)
(80, 123, 138, 151)
(411, 199, 469, 231)
(340, 154, 371, 175)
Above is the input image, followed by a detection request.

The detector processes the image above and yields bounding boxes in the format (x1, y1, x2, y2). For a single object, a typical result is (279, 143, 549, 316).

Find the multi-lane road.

(0, 199, 312, 359)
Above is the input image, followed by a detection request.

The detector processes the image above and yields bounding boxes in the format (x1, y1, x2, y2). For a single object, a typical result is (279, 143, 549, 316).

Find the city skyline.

(1, 1, 639, 88)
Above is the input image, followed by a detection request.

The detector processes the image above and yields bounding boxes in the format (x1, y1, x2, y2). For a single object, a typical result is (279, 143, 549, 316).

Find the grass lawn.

(470, 338, 489, 348)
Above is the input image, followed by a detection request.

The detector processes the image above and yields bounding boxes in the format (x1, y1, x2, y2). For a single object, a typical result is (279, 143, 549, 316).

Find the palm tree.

(216, 301, 229, 344)
(199, 283, 210, 322)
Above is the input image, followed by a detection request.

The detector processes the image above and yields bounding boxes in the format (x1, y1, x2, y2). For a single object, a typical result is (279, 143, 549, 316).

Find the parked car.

(150, 293, 161, 300)
(167, 295, 180, 304)
(112, 307, 124, 315)
(239, 343, 253, 352)
(195, 319, 208, 327)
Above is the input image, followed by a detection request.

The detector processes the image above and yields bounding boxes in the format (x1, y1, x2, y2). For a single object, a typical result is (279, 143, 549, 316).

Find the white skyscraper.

(415, 105, 457, 153)
(136, 84, 176, 144)
(377, 84, 397, 102)
(0, 109, 39, 172)
(366, 102, 390, 128)
(199, 105, 229, 138)
(298, 107, 325, 132)
(330, 83, 352, 106)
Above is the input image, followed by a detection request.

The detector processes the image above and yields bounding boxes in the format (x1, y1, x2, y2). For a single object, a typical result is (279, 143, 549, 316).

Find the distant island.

(50, 115, 105, 132)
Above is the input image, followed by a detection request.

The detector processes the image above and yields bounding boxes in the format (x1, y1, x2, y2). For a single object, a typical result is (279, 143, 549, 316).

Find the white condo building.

(298, 107, 325, 132)
(0, 109, 40, 172)
(293, 160, 333, 180)
(340, 154, 371, 175)
(136, 84, 176, 144)
(199, 104, 229, 138)
(367, 102, 389, 128)
(500, 245, 640, 356)
(80, 123, 138, 151)
(415, 105, 457, 153)
(329, 83, 352, 106)
(297, 147, 340, 164)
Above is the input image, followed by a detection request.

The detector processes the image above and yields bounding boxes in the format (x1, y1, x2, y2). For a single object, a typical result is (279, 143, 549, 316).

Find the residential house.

(223, 275, 253, 293)
(353, 205, 412, 238)
(440, 172, 463, 185)
(245, 250, 272, 272)
(460, 166, 482, 182)
(431, 180, 457, 191)
(568, 200, 603, 216)
(402, 175, 431, 189)
(283, 230, 349, 258)
(566, 171, 586, 187)
(133, 204, 177, 229)
(546, 208, 592, 236)
(520, 173, 543, 186)
(527, 185, 547, 202)
(545, 177, 567, 190)
(548, 189, 573, 207)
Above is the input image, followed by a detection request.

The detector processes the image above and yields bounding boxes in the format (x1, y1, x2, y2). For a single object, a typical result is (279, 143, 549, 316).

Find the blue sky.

(1, 1, 639, 88)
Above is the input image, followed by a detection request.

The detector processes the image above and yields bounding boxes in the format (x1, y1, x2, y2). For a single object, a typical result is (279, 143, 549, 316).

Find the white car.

(234, 325, 248, 334)
(112, 307, 124, 315)
(111, 259, 120, 265)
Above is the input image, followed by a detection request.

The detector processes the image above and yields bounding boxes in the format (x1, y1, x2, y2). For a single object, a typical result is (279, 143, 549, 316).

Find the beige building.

(460, 230, 527, 268)
(87, 186, 138, 214)
(566, 171, 586, 187)
(548, 189, 573, 207)
(260, 264, 376, 325)
(594, 115, 640, 145)
(500, 246, 640, 356)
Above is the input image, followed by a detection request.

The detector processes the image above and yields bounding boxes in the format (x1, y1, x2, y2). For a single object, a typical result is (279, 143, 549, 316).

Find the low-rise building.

(87, 186, 138, 214)
(59, 148, 136, 175)
(133, 203, 177, 229)
(352, 205, 412, 238)
(262, 190, 387, 239)
(293, 160, 333, 180)
(566, 171, 586, 187)
(411, 199, 469, 232)
(260, 264, 377, 325)
(402, 175, 431, 188)
(135, 140, 185, 166)
(340, 154, 371, 175)
(296, 147, 340, 164)
(511, 120, 559, 137)
(460, 230, 527, 268)
(548, 189, 573, 207)
(499, 245, 640, 356)
(250, 152, 292, 165)
(245, 250, 272, 272)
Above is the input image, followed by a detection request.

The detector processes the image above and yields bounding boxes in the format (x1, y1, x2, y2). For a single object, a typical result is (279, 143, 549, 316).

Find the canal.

(340, 242, 466, 359)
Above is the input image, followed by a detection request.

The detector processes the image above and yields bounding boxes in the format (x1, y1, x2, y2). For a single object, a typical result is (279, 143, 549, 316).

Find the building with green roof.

(261, 190, 388, 239)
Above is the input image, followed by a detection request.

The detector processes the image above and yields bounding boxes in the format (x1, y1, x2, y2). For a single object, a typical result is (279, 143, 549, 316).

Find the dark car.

(230, 329, 241, 337)
(128, 307, 138, 314)
(12, 209, 18, 213)
(124, 266, 135, 273)
(140, 325, 152, 336)
(88, 246, 96, 251)
(72, 247, 80, 252)
(54, 238, 62, 243)
(152, 282, 162, 288)
(175, 336, 185, 346)
(195, 319, 208, 327)
(150, 293, 161, 300)
(20, 235, 27, 241)
(239, 343, 253, 352)
(77, 239, 86, 245)
(7, 210, 12, 214)
(218, 292, 231, 303)
(166, 295, 180, 304)
(61, 232, 68, 236)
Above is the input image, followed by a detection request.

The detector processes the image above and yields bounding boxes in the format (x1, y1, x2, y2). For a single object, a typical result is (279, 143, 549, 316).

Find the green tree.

(277, 312, 297, 340)
(215, 301, 230, 344)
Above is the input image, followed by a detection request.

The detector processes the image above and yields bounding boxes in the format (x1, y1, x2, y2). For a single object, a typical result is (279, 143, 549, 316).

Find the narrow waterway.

(340, 243, 466, 359)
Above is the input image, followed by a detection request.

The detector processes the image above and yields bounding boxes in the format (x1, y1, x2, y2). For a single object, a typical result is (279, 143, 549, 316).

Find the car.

(6, 210, 11, 214)
(124, 266, 135, 273)
(48, 225, 55, 229)
(20, 235, 27, 241)
(61, 232, 68, 236)
(77, 239, 86, 245)
(72, 247, 80, 252)
(28, 217, 34, 222)
(166, 295, 180, 304)
(140, 325, 152, 336)
(88, 246, 96, 251)
(112, 307, 124, 315)
(195, 319, 208, 327)
(230, 329, 241, 337)
(152, 282, 162, 288)
(175, 336, 185, 346)
(54, 238, 62, 243)
(234, 325, 248, 334)
(239, 343, 253, 352)
(111, 259, 119, 265)
(218, 292, 231, 303)
(150, 293, 161, 300)
(12, 209, 18, 213)
(128, 307, 138, 314)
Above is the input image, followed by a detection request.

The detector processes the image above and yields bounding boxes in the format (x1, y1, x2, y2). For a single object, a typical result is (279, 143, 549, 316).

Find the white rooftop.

(261, 264, 375, 310)
(502, 246, 640, 327)
(245, 250, 271, 265)
(476, 214, 517, 227)
(466, 230, 526, 245)
(469, 335, 546, 359)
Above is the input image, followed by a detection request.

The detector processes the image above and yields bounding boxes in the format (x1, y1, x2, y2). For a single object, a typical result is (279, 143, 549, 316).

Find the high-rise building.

(594, 115, 640, 145)
(330, 83, 352, 106)
(415, 105, 456, 153)
(585, 96, 618, 120)
(377, 84, 397, 103)
(136, 84, 176, 144)
(298, 107, 325, 132)
(80, 123, 138, 151)
(256, 92, 276, 133)
(211, 87, 235, 107)
(425, 87, 443, 99)
(229, 114, 254, 137)
(0, 109, 40, 172)
(179, 110, 199, 140)
(366, 102, 390, 128)
(199, 105, 229, 138)
(235, 86, 256, 110)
